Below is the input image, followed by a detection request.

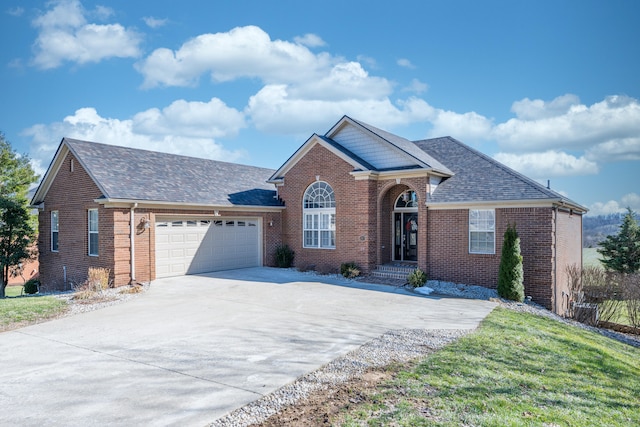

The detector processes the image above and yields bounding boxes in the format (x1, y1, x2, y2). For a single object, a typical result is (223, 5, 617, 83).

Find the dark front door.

(394, 212, 418, 262)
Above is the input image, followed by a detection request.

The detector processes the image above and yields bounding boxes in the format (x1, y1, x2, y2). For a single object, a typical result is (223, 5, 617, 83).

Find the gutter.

(94, 198, 285, 212)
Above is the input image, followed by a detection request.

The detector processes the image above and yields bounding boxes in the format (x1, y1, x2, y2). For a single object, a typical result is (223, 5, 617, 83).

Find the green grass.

(1, 288, 68, 331)
(583, 247, 603, 268)
(5, 285, 23, 297)
(338, 308, 640, 426)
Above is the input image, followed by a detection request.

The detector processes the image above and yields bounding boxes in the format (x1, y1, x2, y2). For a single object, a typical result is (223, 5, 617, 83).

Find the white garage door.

(155, 218, 261, 278)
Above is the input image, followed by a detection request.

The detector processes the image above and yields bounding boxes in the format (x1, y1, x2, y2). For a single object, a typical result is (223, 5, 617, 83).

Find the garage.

(155, 217, 262, 278)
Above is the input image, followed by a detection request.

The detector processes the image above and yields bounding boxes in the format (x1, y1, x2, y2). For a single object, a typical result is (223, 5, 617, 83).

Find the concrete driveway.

(0, 267, 496, 426)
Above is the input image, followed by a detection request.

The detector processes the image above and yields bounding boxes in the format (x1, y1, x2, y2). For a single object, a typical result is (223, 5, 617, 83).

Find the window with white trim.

(51, 211, 59, 252)
(88, 209, 99, 256)
(303, 181, 335, 249)
(469, 209, 495, 254)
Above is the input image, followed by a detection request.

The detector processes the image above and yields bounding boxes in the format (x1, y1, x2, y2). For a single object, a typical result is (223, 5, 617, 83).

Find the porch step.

(370, 264, 417, 281)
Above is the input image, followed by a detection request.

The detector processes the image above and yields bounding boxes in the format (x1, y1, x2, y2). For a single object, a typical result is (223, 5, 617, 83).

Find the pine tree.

(598, 207, 640, 273)
(497, 223, 525, 302)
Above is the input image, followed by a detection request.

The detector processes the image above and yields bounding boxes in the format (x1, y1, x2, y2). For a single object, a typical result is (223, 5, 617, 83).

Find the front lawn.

(0, 291, 68, 332)
(338, 308, 640, 426)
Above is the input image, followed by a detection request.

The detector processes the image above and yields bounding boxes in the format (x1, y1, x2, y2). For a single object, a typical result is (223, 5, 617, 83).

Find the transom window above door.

(395, 190, 418, 209)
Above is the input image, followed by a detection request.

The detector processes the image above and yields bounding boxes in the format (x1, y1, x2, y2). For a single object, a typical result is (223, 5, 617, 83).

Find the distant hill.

(582, 213, 624, 248)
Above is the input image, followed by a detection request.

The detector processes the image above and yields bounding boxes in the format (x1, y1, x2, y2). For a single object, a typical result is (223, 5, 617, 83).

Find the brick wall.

(279, 143, 378, 273)
(554, 210, 583, 315)
(427, 207, 557, 309)
(38, 152, 283, 289)
(38, 152, 115, 291)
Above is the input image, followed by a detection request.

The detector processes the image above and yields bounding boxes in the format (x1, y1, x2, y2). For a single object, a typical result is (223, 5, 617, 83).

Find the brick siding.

(38, 152, 283, 289)
(38, 152, 114, 291)
(38, 142, 583, 314)
(554, 210, 583, 315)
(427, 207, 579, 310)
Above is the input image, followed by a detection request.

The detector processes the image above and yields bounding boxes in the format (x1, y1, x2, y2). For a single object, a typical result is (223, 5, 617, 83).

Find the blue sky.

(1, 0, 639, 215)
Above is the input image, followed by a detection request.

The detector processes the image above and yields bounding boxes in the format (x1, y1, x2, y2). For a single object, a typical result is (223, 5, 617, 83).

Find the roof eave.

(95, 198, 285, 212)
(426, 198, 587, 212)
(30, 139, 68, 206)
(268, 133, 371, 181)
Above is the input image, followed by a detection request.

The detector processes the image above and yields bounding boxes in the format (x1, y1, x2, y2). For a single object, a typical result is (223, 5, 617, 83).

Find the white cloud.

(132, 98, 246, 138)
(426, 109, 494, 142)
(588, 193, 640, 216)
(31, 0, 141, 69)
(585, 137, 640, 162)
(288, 62, 393, 101)
(588, 200, 627, 216)
(493, 95, 640, 152)
(246, 86, 432, 135)
(7, 7, 24, 16)
(510, 94, 580, 120)
(397, 58, 415, 69)
(23, 105, 246, 177)
(402, 78, 428, 94)
(93, 5, 113, 20)
(293, 33, 325, 47)
(136, 25, 336, 88)
(356, 54, 377, 69)
(622, 193, 640, 208)
(494, 151, 599, 178)
(143, 16, 168, 28)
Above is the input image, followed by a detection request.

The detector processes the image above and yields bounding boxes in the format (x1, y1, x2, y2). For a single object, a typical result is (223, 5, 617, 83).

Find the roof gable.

(270, 116, 454, 181)
(32, 138, 281, 208)
(268, 133, 374, 182)
(327, 116, 453, 175)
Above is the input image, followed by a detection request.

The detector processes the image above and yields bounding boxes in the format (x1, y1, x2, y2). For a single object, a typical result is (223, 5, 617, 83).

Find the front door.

(394, 212, 418, 262)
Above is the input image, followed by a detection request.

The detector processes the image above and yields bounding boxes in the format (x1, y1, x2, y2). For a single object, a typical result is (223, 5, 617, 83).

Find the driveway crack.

(15, 330, 264, 396)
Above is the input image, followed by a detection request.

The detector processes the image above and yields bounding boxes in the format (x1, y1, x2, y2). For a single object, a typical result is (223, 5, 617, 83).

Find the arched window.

(303, 181, 335, 249)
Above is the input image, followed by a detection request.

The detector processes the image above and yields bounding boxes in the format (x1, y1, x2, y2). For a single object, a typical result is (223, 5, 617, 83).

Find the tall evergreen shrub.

(497, 223, 525, 302)
(598, 207, 640, 273)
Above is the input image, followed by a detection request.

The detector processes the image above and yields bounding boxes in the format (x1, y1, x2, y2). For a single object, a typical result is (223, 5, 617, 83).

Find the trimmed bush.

(497, 223, 525, 302)
(407, 268, 427, 288)
(23, 278, 40, 295)
(340, 262, 360, 279)
(274, 244, 295, 268)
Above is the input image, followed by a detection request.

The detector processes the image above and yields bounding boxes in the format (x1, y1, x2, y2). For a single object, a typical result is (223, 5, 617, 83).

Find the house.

(31, 116, 586, 314)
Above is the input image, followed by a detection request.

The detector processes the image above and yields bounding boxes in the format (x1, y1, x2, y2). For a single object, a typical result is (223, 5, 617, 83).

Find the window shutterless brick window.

(469, 209, 495, 254)
(51, 210, 59, 252)
(303, 181, 336, 249)
(88, 208, 98, 256)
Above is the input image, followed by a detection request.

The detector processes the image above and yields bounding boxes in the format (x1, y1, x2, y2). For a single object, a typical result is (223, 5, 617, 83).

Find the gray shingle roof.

(414, 136, 584, 207)
(64, 138, 281, 207)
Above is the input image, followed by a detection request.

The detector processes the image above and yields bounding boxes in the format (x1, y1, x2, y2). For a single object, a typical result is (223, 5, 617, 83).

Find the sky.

(1, 0, 638, 216)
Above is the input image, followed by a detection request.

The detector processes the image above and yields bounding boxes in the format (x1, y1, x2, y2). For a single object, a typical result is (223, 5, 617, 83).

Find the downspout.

(130, 203, 137, 284)
(553, 206, 558, 313)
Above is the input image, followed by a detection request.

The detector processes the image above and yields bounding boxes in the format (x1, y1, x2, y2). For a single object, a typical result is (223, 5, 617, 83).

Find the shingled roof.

(414, 136, 586, 210)
(33, 138, 281, 208)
